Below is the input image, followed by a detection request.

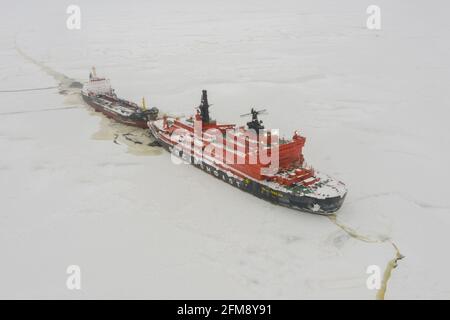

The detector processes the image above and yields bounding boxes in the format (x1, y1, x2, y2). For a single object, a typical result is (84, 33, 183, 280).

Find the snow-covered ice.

(0, 0, 449, 299)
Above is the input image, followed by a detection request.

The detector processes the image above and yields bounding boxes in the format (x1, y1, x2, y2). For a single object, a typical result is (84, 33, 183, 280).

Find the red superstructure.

(158, 115, 316, 186)
(148, 90, 346, 214)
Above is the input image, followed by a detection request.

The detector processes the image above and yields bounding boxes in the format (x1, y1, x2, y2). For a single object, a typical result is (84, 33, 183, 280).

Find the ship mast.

(198, 90, 210, 123)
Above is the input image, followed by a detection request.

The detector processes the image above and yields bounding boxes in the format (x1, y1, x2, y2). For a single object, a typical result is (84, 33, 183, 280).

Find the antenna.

(142, 97, 147, 111)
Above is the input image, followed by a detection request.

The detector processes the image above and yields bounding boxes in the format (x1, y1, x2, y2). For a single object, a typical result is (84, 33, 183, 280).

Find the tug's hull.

(82, 94, 148, 129)
(150, 125, 346, 215)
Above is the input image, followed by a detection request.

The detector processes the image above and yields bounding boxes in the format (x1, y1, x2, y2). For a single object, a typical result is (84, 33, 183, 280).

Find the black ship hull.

(82, 94, 148, 129)
(151, 131, 346, 215)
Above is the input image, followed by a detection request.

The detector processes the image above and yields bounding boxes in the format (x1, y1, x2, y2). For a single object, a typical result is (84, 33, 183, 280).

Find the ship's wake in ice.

(15, 42, 161, 156)
(91, 116, 162, 156)
(0, 86, 58, 93)
(13, 41, 406, 299)
(328, 215, 404, 300)
(0, 105, 78, 116)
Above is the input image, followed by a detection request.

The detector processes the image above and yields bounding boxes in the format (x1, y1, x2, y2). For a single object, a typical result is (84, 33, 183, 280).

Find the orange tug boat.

(148, 90, 347, 214)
